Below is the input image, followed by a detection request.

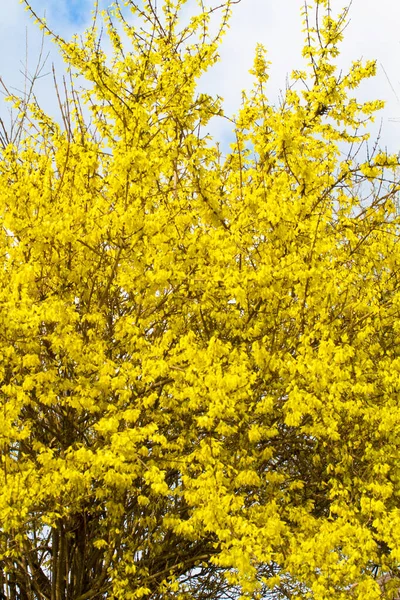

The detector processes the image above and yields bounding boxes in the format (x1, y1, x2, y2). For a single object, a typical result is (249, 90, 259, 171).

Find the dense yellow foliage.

(0, 0, 400, 598)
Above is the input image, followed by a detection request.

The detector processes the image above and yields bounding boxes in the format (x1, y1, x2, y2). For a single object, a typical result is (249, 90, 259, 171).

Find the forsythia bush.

(0, 0, 400, 598)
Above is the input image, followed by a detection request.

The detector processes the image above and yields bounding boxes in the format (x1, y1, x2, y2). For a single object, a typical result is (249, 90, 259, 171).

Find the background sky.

(1, 0, 400, 157)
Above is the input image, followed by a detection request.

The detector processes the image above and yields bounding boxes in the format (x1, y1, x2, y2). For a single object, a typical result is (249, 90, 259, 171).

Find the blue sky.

(63, 0, 92, 25)
(1, 0, 400, 156)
